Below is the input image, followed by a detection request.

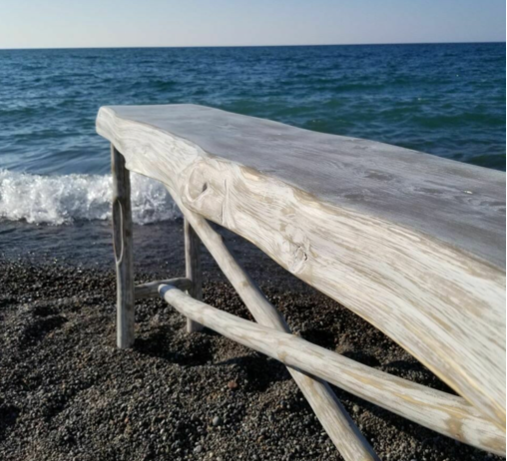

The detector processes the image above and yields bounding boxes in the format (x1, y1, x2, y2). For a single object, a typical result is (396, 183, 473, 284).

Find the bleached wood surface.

(97, 104, 506, 428)
(134, 277, 192, 299)
(159, 284, 505, 455)
(111, 145, 135, 349)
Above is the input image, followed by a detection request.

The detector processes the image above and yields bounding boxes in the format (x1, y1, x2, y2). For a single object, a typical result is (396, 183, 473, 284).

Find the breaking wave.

(0, 169, 180, 225)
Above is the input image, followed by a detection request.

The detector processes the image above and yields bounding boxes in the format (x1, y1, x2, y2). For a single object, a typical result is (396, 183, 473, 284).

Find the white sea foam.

(0, 169, 180, 225)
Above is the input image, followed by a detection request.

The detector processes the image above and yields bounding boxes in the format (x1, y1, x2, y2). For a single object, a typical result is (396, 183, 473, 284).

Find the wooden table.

(97, 104, 505, 459)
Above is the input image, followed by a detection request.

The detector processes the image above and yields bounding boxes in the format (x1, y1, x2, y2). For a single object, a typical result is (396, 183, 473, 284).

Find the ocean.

(1, 44, 506, 461)
(0, 43, 505, 258)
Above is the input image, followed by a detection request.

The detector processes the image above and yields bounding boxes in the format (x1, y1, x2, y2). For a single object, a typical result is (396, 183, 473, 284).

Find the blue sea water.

(0, 43, 505, 225)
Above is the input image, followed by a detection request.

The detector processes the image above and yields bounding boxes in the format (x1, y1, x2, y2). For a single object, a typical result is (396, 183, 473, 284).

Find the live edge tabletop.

(97, 104, 505, 430)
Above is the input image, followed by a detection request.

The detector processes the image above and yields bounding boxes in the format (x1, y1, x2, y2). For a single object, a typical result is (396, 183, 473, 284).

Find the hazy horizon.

(0, 0, 504, 50)
(1, 40, 505, 51)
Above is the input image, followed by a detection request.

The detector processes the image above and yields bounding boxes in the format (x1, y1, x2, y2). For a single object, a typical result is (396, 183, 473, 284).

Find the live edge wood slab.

(97, 104, 505, 448)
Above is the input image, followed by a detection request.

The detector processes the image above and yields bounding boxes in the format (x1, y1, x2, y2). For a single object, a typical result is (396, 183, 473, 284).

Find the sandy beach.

(0, 220, 501, 461)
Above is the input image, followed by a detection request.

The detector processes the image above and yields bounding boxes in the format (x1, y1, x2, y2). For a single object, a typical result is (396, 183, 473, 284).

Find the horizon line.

(0, 40, 504, 51)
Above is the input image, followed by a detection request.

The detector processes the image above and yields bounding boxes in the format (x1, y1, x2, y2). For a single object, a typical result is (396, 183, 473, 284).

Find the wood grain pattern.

(174, 201, 377, 460)
(111, 145, 135, 349)
(184, 218, 204, 333)
(97, 104, 506, 428)
(159, 284, 505, 456)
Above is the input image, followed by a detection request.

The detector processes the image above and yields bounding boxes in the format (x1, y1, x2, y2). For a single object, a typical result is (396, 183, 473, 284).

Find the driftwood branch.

(135, 277, 192, 299)
(184, 218, 204, 333)
(111, 144, 135, 349)
(159, 284, 505, 456)
(176, 203, 377, 459)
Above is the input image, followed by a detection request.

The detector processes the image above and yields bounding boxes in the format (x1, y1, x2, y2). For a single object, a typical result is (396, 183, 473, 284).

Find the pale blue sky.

(0, 0, 505, 49)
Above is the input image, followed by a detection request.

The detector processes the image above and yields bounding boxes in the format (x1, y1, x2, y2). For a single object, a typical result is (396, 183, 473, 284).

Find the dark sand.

(0, 220, 501, 460)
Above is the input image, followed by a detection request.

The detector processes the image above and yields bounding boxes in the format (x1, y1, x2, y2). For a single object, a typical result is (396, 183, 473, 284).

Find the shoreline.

(0, 219, 295, 283)
(0, 220, 501, 460)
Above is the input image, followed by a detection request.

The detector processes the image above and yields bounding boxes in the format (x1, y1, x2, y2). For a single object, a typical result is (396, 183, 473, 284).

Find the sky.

(0, 0, 505, 49)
